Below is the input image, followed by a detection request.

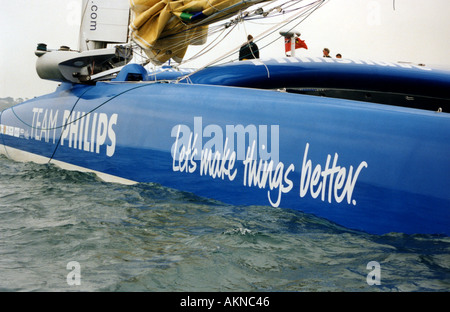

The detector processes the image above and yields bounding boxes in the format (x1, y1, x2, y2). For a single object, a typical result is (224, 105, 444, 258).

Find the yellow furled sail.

(129, 0, 268, 64)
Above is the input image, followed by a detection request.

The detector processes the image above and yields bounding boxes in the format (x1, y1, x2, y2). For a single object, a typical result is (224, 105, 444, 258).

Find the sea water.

(0, 154, 448, 292)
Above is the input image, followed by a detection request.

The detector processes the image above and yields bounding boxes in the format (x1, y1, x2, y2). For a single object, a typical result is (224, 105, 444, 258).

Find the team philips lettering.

(30, 107, 118, 157)
(172, 117, 368, 208)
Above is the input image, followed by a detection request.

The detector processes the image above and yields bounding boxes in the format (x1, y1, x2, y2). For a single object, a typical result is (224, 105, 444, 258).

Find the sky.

(1, 0, 449, 99)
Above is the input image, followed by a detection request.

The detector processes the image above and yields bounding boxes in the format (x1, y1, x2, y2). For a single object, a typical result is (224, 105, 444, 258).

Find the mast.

(78, 0, 130, 51)
(35, 0, 133, 84)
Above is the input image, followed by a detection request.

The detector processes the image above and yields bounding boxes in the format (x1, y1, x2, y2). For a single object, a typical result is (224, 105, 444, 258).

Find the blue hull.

(1, 58, 449, 235)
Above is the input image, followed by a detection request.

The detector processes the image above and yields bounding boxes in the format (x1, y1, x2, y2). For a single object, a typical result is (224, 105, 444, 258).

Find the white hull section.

(0, 144, 137, 185)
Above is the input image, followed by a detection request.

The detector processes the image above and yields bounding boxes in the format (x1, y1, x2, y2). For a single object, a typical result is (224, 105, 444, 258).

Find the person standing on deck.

(239, 35, 260, 60)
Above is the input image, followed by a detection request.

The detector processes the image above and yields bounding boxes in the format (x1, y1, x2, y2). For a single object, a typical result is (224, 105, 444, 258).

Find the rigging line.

(176, 4, 312, 81)
(180, 0, 320, 66)
(130, 43, 152, 64)
(144, 0, 313, 61)
(79, 0, 90, 51)
(147, 67, 184, 80)
(47, 85, 93, 163)
(205, 0, 223, 12)
(156, 0, 267, 42)
(240, 0, 313, 19)
(254, 0, 326, 53)
(221, 0, 311, 27)
(279, 0, 311, 11)
(214, 0, 324, 65)
(63, 83, 157, 125)
(178, 12, 288, 78)
(47, 82, 158, 163)
(250, 1, 322, 22)
(9, 83, 156, 133)
(148, 21, 234, 65)
(9, 92, 84, 132)
(138, 0, 309, 54)
(286, 0, 326, 30)
(243, 2, 322, 61)
(241, 18, 271, 78)
(182, 23, 238, 64)
(165, 0, 324, 79)
(238, 1, 326, 44)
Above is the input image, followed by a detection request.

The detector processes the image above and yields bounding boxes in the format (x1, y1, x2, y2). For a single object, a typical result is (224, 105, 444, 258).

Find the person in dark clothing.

(239, 35, 259, 60)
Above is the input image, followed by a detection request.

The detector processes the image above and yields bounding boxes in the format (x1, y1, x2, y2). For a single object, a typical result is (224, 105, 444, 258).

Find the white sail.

(35, 0, 133, 84)
(79, 0, 130, 51)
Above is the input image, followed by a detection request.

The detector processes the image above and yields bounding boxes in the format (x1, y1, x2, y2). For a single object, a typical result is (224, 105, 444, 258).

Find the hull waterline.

(1, 59, 449, 235)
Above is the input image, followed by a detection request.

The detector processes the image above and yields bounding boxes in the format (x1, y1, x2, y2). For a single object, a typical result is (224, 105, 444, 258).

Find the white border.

(0, 144, 137, 185)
